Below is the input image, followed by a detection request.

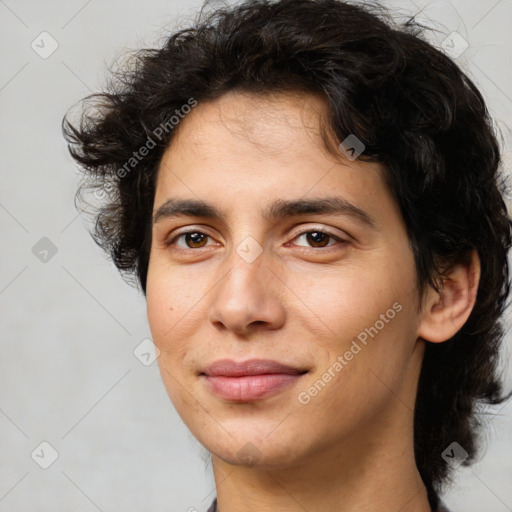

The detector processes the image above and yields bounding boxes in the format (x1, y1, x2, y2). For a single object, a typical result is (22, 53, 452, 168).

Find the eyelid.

(286, 228, 349, 251)
(288, 224, 351, 243)
(165, 224, 350, 251)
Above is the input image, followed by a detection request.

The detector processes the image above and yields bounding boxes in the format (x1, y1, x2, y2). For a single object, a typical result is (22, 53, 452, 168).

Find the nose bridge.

(208, 233, 286, 334)
(218, 236, 271, 308)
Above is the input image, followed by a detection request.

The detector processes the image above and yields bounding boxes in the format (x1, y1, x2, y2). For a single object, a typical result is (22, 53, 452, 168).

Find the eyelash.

(164, 228, 348, 253)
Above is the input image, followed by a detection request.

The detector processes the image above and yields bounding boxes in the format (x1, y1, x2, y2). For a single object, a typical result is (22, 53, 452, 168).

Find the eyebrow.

(152, 196, 379, 230)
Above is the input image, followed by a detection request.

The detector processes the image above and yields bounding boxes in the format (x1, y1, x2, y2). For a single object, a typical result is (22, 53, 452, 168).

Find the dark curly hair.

(62, 0, 512, 508)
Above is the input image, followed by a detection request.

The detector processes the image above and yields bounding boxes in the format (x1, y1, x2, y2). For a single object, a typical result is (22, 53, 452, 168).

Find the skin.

(146, 90, 480, 512)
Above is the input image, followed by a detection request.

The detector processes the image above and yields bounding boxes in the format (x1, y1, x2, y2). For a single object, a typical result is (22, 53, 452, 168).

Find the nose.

(207, 246, 286, 336)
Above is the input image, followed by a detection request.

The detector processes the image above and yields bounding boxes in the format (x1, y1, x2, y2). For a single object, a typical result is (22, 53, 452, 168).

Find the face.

(146, 90, 425, 469)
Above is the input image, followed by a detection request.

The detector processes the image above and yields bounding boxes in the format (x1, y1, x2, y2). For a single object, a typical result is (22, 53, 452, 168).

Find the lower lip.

(203, 373, 305, 401)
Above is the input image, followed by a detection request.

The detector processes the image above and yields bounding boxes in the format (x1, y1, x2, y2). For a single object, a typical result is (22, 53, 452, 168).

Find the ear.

(417, 250, 481, 343)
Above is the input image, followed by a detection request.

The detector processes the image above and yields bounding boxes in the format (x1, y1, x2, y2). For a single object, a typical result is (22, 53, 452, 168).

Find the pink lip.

(200, 358, 308, 402)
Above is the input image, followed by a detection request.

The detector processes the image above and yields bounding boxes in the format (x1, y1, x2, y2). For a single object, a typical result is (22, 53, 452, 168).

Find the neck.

(211, 413, 431, 512)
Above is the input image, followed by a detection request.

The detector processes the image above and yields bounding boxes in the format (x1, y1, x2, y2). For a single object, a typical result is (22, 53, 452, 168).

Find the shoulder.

(205, 496, 453, 512)
(436, 499, 452, 512)
(206, 497, 217, 512)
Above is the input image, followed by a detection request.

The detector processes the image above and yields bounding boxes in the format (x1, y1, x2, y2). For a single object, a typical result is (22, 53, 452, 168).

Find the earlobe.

(417, 250, 481, 344)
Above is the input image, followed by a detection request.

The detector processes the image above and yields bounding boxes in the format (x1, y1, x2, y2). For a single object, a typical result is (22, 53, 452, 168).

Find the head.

(63, 0, 512, 508)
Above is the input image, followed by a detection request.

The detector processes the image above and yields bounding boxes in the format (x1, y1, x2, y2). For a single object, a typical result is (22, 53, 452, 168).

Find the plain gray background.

(1, 0, 511, 511)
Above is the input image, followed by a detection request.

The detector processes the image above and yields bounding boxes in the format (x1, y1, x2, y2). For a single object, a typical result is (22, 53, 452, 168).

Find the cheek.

(147, 283, 189, 360)
(146, 259, 202, 338)
(146, 281, 173, 344)
(285, 260, 403, 347)
(290, 254, 418, 398)
(146, 257, 166, 330)
(146, 277, 196, 412)
(146, 262, 208, 382)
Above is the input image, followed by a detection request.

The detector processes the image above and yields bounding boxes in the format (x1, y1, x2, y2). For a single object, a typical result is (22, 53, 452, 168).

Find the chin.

(201, 428, 309, 470)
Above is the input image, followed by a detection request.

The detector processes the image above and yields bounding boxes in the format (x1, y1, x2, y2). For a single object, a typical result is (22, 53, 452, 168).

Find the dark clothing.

(206, 497, 452, 511)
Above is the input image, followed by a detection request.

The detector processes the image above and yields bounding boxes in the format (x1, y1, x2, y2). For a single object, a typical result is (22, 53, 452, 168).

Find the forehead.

(153, 90, 398, 228)
(165, 90, 335, 165)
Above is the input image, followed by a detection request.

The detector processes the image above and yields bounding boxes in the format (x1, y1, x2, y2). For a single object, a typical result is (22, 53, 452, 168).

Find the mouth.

(200, 358, 309, 402)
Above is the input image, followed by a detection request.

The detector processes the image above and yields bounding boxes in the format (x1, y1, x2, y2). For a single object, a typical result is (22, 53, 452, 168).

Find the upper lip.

(201, 358, 308, 377)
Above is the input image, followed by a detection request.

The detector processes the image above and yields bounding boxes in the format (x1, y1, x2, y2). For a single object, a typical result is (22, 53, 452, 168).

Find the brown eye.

(305, 231, 331, 247)
(292, 229, 346, 249)
(167, 230, 214, 250)
(183, 232, 208, 248)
